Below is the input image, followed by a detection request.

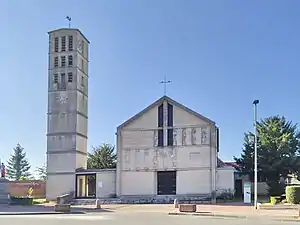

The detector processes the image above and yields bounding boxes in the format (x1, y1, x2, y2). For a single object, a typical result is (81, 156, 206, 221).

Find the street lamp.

(253, 99, 259, 209)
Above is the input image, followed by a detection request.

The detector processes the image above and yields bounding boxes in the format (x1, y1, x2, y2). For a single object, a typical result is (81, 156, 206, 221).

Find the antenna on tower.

(66, 16, 72, 28)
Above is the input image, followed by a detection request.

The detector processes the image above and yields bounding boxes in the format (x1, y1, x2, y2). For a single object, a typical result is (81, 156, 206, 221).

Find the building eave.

(48, 28, 90, 43)
(117, 95, 216, 131)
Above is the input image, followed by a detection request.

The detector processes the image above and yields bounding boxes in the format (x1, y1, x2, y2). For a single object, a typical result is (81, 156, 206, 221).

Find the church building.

(46, 27, 234, 201)
(115, 95, 234, 200)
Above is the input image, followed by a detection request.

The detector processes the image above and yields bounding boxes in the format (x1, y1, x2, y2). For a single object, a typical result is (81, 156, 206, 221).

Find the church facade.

(115, 96, 234, 199)
(46, 27, 234, 201)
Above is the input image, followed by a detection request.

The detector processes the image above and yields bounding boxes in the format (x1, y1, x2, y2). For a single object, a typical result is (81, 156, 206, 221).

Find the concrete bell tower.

(46, 28, 89, 200)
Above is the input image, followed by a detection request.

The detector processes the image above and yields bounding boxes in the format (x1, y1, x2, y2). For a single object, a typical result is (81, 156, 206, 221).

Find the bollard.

(95, 199, 101, 209)
(174, 199, 178, 208)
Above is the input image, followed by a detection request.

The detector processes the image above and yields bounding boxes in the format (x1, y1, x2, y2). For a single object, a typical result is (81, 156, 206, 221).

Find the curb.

(258, 205, 300, 210)
(272, 218, 300, 223)
(169, 212, 300, 222)
(0, 211, 85, 216)
(168, 212, 246, 219)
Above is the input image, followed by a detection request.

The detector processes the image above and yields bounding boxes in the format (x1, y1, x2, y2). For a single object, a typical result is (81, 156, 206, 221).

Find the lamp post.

(253, 100, 259, 209)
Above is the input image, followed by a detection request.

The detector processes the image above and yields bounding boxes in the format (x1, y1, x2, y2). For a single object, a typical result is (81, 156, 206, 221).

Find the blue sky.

(1, 0, 299, 171)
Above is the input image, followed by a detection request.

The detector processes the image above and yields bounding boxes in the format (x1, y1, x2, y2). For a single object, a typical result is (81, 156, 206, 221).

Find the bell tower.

(46, 28, 89, 200)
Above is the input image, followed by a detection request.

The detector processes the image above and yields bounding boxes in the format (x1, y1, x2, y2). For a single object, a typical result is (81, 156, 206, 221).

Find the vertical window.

(158, 104, 164, 127)
(216, 127, 219, 151)
(54, 37, 59, 52)
(61, 73, 66, 90)
(54, 57, 58, 68)
(81, 76, 85, 87)
(53, 74, 58, 83)
(61, 56, 66, 67)
(61, 73, 66, 82)
(61, 36, 66, 51)
(68, 36, 73, 51)
(68, 72, 73, 83)
(167, 103, 173, 146)
(81, 58, 84, 72)
(68, 55, 73, 67)
(167, 103, 173, 126)
(158, 104, 164, 147)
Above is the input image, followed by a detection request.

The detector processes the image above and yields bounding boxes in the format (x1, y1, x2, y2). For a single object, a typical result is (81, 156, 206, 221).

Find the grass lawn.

(32, 198, 48, 204)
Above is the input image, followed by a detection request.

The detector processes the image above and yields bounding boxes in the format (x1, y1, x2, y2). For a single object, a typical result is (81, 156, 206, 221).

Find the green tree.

(6, 144, 31, 180)
(234, 116, 300, 195)
(87, 144, 116, 169)
(35, 164, 47, 181)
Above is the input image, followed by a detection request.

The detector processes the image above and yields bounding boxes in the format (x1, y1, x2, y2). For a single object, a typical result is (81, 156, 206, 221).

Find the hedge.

(10, 196, 33, 205)
(270, 196, 281, 205)
(286, 186, 300, 204)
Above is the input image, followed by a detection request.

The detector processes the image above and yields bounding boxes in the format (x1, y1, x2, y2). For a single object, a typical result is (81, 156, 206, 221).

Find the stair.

(74, 194, 212, 205)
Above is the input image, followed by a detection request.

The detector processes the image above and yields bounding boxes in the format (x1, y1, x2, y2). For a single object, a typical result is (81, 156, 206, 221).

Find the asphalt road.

(0, 212, 298, 225)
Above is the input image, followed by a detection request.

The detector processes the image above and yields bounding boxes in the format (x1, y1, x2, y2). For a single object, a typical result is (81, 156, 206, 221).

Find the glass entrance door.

(75, 173, 96, 198)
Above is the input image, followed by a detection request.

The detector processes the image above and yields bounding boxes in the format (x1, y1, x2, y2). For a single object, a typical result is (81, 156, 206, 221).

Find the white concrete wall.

(47, 153, 76, 173)
(124, 106, 158, 130)
(176, 146, 211, 168)
(177, 170, 211, 194)
(76, 153, 87, 169)
(46, 174, 75, 200)
(47, 114, 76, 134)
(118, 98, 218, 196)
(173, 103, 210, 127)
(76, 135, 87, 153)
(216, 168, 235, 194)
(121, 171, 155, 195)
(96, 171, 116, 198)
(47, 135, 76, 152)
(77, 92, 88, 115)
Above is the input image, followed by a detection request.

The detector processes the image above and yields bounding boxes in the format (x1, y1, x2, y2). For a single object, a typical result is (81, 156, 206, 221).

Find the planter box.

(10, 197, 33, 205)
(179, 204, 196, 212)
(55, 204, 71, 213)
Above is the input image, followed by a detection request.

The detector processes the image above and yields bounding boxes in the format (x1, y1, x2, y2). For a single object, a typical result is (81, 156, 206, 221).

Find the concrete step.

(75, 195, 212, 205)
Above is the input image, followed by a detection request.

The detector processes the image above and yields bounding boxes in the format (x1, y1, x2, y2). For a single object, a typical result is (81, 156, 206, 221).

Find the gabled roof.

(117, 95, 215, 130)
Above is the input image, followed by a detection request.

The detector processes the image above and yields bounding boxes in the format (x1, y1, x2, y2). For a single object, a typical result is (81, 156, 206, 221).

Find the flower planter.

(10, 196, 33, 205)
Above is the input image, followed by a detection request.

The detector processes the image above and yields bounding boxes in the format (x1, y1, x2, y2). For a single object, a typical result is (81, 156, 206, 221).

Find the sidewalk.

(2, 203, 299, 221)
(168, 204, 300, 221)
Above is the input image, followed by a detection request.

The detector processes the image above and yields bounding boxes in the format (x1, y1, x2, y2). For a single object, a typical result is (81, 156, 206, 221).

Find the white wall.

(117, 98, 219, 196)
(216, 168, 235, 194)
(46, 174, 75, 200)
(121, 171, 155, 196)
(47, 153, 76, 173)
(173, 104, 210, 127)
(177, 170, 211, 194)
(96, 171, 116, 198)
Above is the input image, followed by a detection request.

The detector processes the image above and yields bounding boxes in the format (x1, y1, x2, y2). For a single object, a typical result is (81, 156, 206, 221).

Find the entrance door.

(75, 173, 96, 198)
(157, 171, 176, 195)
(235, 179, 243, 197)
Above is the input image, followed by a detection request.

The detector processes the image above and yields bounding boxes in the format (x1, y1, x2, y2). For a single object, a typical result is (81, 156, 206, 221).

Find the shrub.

(270, 196, 280, 205)
(216, 189, 234, 201)
(286, 186, 300, 204)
